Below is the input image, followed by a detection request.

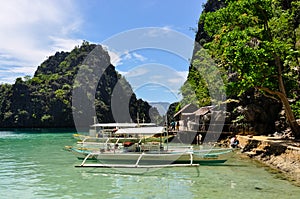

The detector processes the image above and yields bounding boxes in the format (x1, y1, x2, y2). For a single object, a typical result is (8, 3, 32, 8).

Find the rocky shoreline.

(236, 135, 300, 185)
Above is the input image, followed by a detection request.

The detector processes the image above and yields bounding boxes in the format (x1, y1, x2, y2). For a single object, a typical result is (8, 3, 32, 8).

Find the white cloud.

(104, 47, 147, 67)
(122, 51, 147, 62)
(49, 37, 83, 52)
(8, 66, 38, 74)
(125, 67, 149, 78)
(0, 76, 19, 84)
(144, 26, 173, 37)
(106, 49, 123, 66)
(167, 78, 184, 84)
(123, 51, 132, 60)
(0, 0, 83, 83)
(132, 52, 147, 62)
(120, 64, 186, 97)
(177, 71, 189, 79)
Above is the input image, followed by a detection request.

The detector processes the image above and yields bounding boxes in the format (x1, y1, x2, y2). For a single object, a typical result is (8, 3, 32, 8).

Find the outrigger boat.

(73, 126, 233, 168)
(78, 148, 233, 166)
(68, 123, 159, 159)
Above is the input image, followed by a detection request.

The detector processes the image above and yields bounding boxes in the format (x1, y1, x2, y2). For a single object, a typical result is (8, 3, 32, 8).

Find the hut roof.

(193, 105, 215, 116)
(173, 103, 198, 117)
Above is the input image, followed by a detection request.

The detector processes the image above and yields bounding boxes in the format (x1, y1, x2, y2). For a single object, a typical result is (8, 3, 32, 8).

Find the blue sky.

(0, 0, 205, 103)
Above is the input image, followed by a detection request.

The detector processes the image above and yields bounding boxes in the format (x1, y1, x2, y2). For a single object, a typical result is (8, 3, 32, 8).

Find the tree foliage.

(201, 0, 300, 137)
(180, 0, 228, 110)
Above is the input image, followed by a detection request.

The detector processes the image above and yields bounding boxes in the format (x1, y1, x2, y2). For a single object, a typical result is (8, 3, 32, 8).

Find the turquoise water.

(0, 131, 299, 199)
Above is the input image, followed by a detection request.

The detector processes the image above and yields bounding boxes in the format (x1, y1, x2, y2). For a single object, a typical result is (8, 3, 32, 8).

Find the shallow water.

(0, 131, 299, 199)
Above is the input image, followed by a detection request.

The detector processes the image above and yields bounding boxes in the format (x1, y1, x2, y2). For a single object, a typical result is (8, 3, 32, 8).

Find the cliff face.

(0, 42, 157, 129)
(195, 0, 226, 46)
(182, 0, 285, 135)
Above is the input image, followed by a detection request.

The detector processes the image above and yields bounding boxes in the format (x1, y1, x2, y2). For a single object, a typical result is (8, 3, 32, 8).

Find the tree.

(181, 47, 227, 107)
(203, 0, 300, 138)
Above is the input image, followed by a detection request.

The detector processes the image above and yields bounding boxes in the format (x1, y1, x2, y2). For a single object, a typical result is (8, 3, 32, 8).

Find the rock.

(239, 135, 300, 184)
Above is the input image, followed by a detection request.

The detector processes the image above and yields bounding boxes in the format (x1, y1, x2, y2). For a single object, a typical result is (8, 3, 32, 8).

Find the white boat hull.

(94, 150, 231, 165)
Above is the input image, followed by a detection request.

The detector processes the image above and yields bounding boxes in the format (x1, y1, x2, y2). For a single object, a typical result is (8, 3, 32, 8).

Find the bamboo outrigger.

(73, 126, 233, 169)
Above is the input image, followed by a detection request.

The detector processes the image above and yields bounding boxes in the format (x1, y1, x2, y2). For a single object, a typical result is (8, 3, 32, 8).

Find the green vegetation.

(181, 0, 300, 138)
(0, 42, 159, 129)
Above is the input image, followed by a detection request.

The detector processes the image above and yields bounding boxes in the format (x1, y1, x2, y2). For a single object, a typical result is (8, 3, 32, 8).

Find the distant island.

(0, 42, 160, 129)
(149, 102, 170, 116)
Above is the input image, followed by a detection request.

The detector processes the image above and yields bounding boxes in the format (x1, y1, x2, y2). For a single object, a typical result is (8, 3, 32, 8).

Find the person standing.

(170, 121, 176, 131)
(176, 121, 180, 131)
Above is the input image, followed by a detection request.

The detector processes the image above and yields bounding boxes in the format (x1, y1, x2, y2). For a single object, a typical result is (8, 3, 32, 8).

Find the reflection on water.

(0, 131, 299, 199)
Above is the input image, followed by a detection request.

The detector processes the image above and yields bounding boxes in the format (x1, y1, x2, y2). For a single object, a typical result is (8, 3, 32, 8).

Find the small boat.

(68, 126, 164, 160)
(85, 149, 232, 165)
(74, 126, 233, 168)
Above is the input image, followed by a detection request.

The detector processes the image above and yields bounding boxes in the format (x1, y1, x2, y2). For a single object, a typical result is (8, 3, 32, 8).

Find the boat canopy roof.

(91, 123, 156, 128)
(115, 126, 165, 135)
